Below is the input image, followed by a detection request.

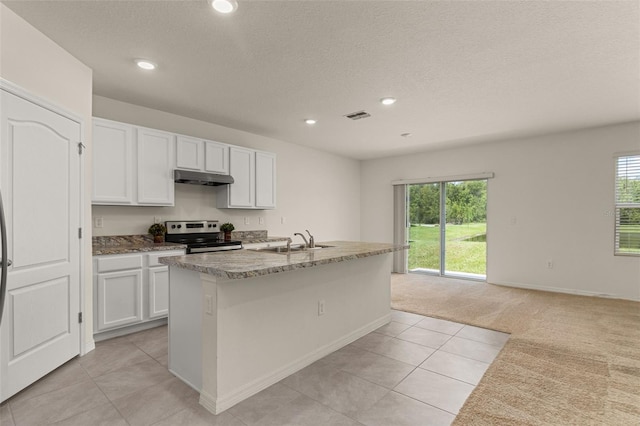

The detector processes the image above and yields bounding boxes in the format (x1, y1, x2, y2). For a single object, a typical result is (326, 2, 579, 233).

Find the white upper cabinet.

(255, 150, 276, 209)
(92, 118, 134, 204)
(93, 117, 274, 209)
(176, 136, 229, 175)
(176, 135, 203, 170)
(225, 146, 255, 208)
(137, 128, 175, 205)
(92, 118, 175, 206)
(218, 147, 276, 209)
(204, 140, 229, 174)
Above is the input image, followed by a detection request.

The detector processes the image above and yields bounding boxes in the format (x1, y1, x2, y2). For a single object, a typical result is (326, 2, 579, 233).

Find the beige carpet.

(391, 274, 640, 425)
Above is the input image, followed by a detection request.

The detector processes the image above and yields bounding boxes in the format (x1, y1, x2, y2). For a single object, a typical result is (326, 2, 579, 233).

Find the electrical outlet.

(205, 295, 213, 315)
(244, 217, 250, 225)
(154, 216, 162, 224)
(94, 217, 104, 228)
(281, 216, 286, 224)
(547, 259, 553, 269)
(259, 217, 265, 225)
(318, 300, 325, 316)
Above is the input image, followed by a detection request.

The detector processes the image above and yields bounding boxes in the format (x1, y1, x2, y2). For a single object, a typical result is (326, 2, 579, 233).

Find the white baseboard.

(93, 318, 168, 342)
(491, 280, 639, 302)
(199, 313, 391, 415)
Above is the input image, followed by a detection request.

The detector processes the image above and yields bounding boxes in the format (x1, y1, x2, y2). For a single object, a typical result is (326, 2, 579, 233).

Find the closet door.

(0, 88, 81, 402)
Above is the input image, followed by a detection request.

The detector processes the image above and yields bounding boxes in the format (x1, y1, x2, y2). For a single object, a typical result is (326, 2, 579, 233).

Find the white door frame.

(0, 78, 88, 355)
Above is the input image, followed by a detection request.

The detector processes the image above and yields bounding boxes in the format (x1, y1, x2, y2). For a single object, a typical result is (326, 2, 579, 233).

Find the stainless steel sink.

(248, 244, 334, 255)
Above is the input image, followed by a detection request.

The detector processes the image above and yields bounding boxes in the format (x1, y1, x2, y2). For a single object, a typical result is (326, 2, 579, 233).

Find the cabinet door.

(176, 135, 203, 171)
(148, 266, 169, 319)
(204, 140, 229, 174)
(137, 128, 175, 205)
(96, 269, 143, 331)
(227, 146, 255, 208)
(255, 151, 276, 209)
(92, 119, 134, 204)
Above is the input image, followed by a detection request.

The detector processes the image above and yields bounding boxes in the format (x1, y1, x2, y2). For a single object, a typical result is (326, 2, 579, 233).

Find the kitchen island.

(159, 241, 407, 415)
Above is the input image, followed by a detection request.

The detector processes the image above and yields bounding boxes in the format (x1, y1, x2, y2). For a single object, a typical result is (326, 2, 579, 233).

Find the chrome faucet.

(305, 230, 315, 248)
(294, 232, 309, 248)
(285, 237, 292, 253)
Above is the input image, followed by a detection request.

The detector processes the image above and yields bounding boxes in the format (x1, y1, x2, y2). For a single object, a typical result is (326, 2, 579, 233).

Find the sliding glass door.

(408, 179, 487, 279)
(408, 183, 441, 274)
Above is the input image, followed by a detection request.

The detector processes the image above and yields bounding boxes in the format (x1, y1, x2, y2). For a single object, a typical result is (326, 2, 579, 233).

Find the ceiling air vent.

(344, 110, 371, 120)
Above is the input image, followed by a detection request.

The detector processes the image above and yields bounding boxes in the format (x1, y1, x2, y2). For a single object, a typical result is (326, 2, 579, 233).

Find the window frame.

(614, 152, 640, 256)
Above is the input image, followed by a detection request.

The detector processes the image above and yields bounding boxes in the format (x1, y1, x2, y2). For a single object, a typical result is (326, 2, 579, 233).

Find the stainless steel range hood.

(174, 169, 234, 186)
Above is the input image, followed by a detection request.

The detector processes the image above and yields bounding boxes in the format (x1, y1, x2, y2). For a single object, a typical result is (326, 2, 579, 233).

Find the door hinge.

(78, 312, 83, 323)
(78, 142, 86, 155)
(78, 227, 82, 239)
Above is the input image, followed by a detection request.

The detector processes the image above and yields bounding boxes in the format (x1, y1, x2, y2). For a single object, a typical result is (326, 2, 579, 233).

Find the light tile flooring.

(0, 310, 509, 426)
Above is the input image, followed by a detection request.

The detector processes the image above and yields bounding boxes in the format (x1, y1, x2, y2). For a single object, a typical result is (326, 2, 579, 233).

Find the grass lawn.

(619, 225, 640, 254)
(409, 223, 487, 275)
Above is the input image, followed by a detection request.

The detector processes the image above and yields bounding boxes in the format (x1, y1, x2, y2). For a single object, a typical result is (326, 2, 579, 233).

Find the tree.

(408, 180, 487, 225)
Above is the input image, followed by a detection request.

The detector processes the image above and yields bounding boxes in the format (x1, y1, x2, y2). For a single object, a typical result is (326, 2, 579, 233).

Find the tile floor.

(0, 310, 509, 426)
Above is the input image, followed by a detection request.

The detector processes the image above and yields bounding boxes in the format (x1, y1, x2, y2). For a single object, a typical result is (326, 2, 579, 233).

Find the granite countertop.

(92, 235, 187, 256)
(241, 236, 291, 244)
(159, 241, 408, 280)
(232, 230, 289, 245)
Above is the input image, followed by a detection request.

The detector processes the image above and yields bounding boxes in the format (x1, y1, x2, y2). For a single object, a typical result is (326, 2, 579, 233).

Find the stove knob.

(177, 224, 182, 229)
(208, 224, 212, 228)
(171, 224, 176, 229)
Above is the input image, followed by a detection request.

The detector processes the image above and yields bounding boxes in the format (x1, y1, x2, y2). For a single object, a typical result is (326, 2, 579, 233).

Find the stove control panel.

(165, 220, 219, 234)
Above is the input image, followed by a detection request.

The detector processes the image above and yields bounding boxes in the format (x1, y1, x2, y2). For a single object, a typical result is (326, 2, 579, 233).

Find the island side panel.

(168, 266, 204, 391)
(201, 253, 392, 413)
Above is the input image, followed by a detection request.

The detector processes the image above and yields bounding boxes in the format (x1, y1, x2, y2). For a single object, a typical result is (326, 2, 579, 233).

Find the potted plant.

(220, 222, 235, 241)
(148, 223, 167, 244)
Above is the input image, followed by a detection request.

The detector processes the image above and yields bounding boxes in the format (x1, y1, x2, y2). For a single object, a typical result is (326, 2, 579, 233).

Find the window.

(615, 154, 640, 256)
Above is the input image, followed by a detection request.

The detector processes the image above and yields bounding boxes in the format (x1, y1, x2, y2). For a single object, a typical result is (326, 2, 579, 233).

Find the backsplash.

(92, 231, 269, 247)
(92, 234, 153, 247)
(230, 230, 267, 240)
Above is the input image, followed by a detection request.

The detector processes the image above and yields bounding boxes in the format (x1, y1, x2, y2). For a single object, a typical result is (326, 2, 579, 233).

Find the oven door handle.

(189, 245, 241, 253)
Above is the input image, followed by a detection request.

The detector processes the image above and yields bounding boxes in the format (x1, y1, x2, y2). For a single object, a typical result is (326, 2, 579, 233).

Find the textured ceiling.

(3, 0, 639, 160)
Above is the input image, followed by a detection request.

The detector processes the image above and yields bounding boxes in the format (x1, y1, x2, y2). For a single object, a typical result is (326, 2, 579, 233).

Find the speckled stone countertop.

(92, 235, 187, 256)
(241, 236, 290, 244)
(159, 241, 408, 280)
(232, 230, 289, 245)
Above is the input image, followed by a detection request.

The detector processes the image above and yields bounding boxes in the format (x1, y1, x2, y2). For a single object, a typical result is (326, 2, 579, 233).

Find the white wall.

(92, 96, 361, 242)
(0, 5, 94, 347)
(361, 122, 640, 301)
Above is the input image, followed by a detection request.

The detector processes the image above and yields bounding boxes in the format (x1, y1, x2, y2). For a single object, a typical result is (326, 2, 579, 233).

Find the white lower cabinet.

(148, 267, 169, 319)
(96, 269, 143, 331)
(147, 251, 173, 319)
(93, 249, 185, 337)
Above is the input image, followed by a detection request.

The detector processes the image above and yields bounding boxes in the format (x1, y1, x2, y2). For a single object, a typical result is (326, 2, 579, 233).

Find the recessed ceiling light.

(135, 60, 156, 70)
(380, 97, 396, 106)
(401, 133, 412, 138)
(305, 119, 317, 125)
(211, 0, 238, 13)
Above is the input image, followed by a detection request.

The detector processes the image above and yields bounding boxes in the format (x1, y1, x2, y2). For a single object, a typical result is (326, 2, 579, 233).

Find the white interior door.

(0, 89, 81, 402)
